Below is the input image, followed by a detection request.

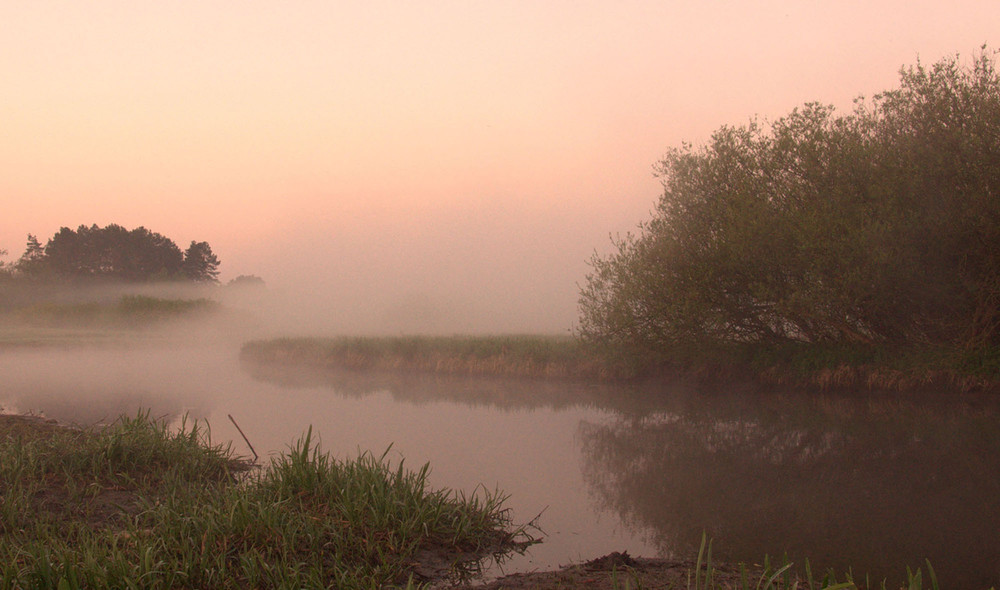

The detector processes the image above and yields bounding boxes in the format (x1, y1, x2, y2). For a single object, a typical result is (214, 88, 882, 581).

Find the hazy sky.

(3, 1, 998, 334)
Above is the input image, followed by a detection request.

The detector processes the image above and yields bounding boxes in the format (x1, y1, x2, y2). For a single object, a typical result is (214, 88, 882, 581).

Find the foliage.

(579, 49, 1000, 364)
(181, 240, 221, 283)
(227, 274, 266, 288)
(16, 234, 46, 275)
(12, 224, 221, 283)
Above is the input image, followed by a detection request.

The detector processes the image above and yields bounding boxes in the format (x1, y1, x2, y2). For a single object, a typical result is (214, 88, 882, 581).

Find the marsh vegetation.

(0, 412, 532, 589)
(240, 335, 628, 380)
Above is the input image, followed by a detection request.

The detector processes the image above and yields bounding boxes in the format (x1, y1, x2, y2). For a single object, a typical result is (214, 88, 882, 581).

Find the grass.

(605, 533, 955, 590)
(0, 412, 533, 589)
(10, 295, 219, 328)
(240, 335, 1000, 393)
(740, 340, 1000, 392)
(240, 335, 630, 380)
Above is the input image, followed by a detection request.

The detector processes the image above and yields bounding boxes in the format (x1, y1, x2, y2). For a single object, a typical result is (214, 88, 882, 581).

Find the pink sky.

(3, 1, 998, 333)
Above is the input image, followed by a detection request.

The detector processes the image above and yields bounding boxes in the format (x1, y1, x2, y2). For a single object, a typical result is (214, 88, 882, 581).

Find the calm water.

(2, 341, 998, 588)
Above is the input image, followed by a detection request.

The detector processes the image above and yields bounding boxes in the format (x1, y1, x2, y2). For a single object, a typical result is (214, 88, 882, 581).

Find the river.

(1, 340, 998, 588)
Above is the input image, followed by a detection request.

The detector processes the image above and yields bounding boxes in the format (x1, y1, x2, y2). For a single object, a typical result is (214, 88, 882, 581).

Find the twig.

(228, 414, 259, 463)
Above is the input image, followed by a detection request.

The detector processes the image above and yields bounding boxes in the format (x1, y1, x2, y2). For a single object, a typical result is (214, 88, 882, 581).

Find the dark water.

(2, 343, 998, 587)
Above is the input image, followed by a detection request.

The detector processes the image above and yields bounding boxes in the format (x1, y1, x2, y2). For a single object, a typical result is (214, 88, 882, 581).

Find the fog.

(236, 204, 632, 336)
(4, 319, 998, 586)
(5, 3, 997, 336)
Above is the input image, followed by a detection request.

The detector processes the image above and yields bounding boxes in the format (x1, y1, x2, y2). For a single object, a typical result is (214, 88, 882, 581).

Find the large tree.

(579, 49, 1000, 359)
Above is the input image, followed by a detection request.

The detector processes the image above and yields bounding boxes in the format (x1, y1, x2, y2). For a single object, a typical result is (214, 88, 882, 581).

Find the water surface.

(2, 341, 998, 587)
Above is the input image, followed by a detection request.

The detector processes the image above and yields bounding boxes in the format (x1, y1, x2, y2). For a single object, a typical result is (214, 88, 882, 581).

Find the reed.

(11, 295, 219, 328)
(240, 336, 1000, 393)
(0, 412, 533, 589)
(240, 335, 633, 381)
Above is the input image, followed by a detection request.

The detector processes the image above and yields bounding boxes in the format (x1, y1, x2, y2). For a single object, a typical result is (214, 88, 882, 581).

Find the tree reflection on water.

(243, 358, 999, 588)
(578, 389, 1000, 588)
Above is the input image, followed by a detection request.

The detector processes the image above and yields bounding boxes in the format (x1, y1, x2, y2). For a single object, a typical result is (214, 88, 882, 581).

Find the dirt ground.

(0, 412, 76, 439)
(454, 552, 747, 590)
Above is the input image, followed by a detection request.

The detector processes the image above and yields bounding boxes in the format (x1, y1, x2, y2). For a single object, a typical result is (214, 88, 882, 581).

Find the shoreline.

(240, 335, 1000, 395)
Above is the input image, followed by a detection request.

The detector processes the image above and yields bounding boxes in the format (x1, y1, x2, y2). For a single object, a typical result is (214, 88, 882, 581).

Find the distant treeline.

(579, 49, 1000, 374)
(1, 224, 220, 283)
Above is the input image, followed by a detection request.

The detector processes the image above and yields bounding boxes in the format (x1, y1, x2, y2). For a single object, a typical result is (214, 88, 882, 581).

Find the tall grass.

(0, 412, 532, 589)
(240, 335, 632, 380)
(10, 295, 218, 328)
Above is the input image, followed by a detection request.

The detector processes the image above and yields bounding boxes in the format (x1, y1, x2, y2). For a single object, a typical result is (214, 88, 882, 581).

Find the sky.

(2, 1, 999, 334)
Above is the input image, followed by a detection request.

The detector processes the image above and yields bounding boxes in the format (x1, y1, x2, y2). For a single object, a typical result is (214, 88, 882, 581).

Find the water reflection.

(578, 389, 1000, 588)
(241, 359, 682, 414)
(0, 346, 216, 425)
(247, 361, 1000, 588)
(4, 344, 999, 588)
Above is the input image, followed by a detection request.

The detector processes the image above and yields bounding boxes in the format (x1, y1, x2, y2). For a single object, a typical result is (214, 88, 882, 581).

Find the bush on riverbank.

(578, 49, 1000, 379)
(0, 412, 531, 589)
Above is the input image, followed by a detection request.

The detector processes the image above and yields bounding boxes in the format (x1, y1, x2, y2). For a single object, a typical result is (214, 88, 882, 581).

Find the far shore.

(239, 335, 1000, 395)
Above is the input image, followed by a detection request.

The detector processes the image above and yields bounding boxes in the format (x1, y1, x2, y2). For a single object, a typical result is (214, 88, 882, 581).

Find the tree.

(15, 234, 47, 276)
(13, 224, 220, 283)
(227, 274, 266, 288)
(182, 241, 221, 283)
(41, 224, 186, 281)
(579, 49, 1000, 360)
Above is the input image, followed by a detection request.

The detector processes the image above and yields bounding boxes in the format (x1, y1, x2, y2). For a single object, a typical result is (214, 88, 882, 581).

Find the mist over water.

(235, 213, 600, 337)
(2, 307, 999, 587)
(0, 329, 655, 574)
(10, 266, 997, 585)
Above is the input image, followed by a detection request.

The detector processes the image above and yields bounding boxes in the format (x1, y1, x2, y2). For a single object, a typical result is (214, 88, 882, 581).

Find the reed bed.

(240, 336, 1000, 393)
(0, 412, 532, 589)
(12, 295, 219, 328)
(241, 335, 631, 380)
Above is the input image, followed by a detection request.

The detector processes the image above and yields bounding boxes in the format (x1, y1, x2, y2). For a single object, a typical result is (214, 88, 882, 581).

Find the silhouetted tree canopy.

(182, 241, 221, 283)
(14, 224, 221, 283)
(579, 49, 1000, 358)
(227, 274, 266, 288)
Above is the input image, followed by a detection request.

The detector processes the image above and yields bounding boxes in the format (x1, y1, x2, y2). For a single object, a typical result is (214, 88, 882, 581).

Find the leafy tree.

(182, 241, 221, 283)
(15, 234, 47, 276)
(18, 224, 220, 283)
(42, 224, 186, 281)
(579, 49, 1000, 361)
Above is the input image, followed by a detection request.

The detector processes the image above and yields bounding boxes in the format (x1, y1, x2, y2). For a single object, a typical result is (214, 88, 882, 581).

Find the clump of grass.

(0, 412, 532, 589)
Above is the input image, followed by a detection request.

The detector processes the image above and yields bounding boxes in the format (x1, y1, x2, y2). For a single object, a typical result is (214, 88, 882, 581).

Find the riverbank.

(240, 335, 1000, 394)
(0, 412, 532, 589)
